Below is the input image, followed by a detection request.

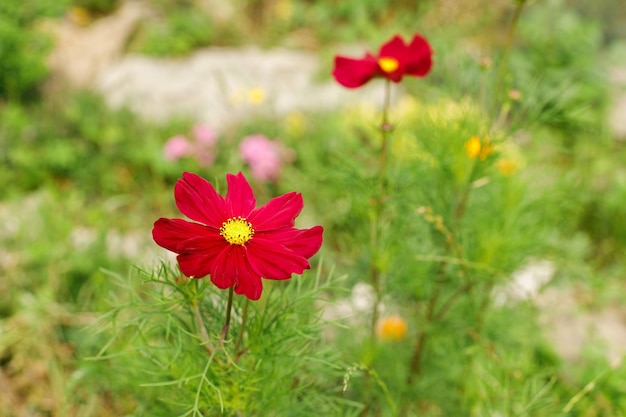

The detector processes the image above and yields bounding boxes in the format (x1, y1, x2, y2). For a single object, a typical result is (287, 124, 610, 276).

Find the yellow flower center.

(378, 57, 399, 73)
(220, 217, 254, 245)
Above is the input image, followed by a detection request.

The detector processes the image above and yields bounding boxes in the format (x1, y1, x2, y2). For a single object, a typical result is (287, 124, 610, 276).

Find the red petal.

(174, 172, 227, 228)
(225, 172, 257, 217)
(248, 192, 302, 231)
(266, 226, 324, 259)
(177, 251, 213, 279)
(152, 218, 212, 253)
(176, 233, 227, 278)
(378, 35, 411, 82)
(405, 34, 433, 76)
(231, 251, 263, 300)
(385, 70, 404, 83)
(246, 238, 312, 280)
(209, 245, 239, 289)
(210, 245, 263, 300)
(378, 35, 408, 61)
(332, 54, 379, 88)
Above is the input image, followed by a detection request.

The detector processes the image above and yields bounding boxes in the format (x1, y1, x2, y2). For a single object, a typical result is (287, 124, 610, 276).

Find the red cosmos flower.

(152, 172, 323, 300)
(332, 34, 433, 89)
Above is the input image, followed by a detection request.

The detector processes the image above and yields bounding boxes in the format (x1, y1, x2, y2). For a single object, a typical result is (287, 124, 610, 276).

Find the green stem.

(494, 0, 527, 107)
(455, 158, 477, 220)
(369, 79, 393, 341)
(408, 158, 478, 382)
(220, 287, 234, 343)
(406, 279, 439, 384)
(378, 79, 392, 187)
(434, 281, 473, 321)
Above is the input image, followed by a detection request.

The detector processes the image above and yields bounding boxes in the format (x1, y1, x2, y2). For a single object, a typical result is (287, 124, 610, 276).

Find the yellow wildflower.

(465, 136, 481, 159)
(247, 87, 266, 105)
(465, 136, 493, 160)
(497, 159, 518, 175)
(377, 315, 408, 342)
(495, 141, 525, 175)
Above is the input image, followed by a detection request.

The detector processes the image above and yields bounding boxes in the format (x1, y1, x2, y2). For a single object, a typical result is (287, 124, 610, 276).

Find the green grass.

(2, 0, 626, 415)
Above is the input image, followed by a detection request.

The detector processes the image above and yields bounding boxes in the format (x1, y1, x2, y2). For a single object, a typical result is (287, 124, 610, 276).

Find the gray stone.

(44, 1, 146, 89)
(610, 95, 626, 140)
(95, 46, 382, 128)
(609, 66, 626, 140)
(536, 287, 626, 366)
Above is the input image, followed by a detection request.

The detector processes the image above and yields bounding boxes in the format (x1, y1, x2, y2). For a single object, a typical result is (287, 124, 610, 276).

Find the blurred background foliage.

(2, 0, 626, 415)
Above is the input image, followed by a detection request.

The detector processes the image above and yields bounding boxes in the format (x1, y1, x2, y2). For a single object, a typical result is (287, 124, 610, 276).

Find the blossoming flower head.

(332, 33, 433, 89)
(152, 172, 323, 300)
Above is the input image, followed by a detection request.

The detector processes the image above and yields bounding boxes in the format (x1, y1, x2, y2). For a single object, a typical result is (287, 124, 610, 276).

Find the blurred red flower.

(332, 34, 433, 88)
(152, 172, 323, 300)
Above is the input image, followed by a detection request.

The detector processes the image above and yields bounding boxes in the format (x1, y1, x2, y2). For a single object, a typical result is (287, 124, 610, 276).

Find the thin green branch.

(495, 0, 528, 107)
(221, 287, 235, 343)
(369, 78, 393, 341)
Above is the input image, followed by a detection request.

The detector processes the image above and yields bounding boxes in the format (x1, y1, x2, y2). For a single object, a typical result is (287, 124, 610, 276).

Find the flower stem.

(407, 281, 439, 383)
(370, 79, 393, 341)
(378, 79, 392, 185)
(408, 167, 477, 382)
(494, 0, 527, 107)
(455, 159, 478, 220)
(221, 287, 234, 342)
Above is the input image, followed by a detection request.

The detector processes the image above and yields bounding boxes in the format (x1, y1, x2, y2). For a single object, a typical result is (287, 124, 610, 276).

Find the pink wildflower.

(193, 123, 218, 146)
(240, 134, 286, 182)
(163, 135, 192, 161)
(164, 124, 220, 167)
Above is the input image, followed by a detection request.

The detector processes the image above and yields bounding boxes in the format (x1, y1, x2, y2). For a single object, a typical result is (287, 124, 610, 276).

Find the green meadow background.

(2, 0, 626, 415)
